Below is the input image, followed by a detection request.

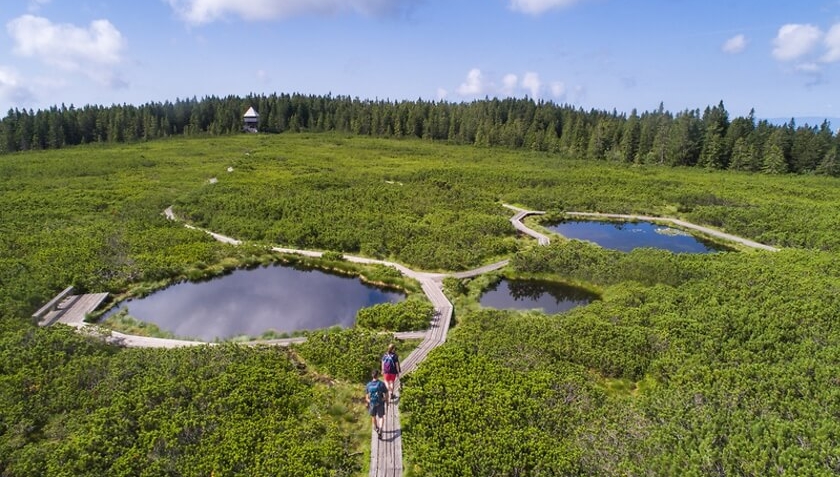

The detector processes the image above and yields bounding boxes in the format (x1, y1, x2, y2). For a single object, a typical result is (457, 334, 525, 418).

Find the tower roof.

(244, 107, 259, 118)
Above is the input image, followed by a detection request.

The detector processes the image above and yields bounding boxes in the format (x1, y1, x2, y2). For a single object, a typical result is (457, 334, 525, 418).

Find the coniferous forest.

(2, 94, 839, 176)
(1, 96, 839, 476)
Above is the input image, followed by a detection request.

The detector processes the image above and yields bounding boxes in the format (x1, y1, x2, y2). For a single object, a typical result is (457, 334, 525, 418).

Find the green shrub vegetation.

(292, 327, 414, 384)
(2, 132, 840, 475)
(356, 299, 434, 332)
(0, 322, 363, 476)
(401, 247, 840, 475)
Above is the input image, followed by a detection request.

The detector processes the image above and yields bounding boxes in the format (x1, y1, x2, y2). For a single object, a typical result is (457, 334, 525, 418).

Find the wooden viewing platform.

(35, 288, 109, 328)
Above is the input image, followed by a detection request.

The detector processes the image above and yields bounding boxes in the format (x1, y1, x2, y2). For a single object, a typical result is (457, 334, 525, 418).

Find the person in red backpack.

(381, 343, 401, 402)
(365, 369, 387, 440)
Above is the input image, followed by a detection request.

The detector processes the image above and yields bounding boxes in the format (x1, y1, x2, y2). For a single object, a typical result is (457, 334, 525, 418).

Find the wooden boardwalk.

(46, 203, 775, 476)
(37, 204, 780, 476)
(503, 204, 550, 245)
(369, 277, 452, 477)
(165, 205, 521, 476)
(36, 291, 109, 328)
(169, 204, 542, 476)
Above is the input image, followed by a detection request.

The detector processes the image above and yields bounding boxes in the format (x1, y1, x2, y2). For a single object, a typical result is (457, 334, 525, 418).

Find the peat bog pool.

(102, 265, 405, 341)
(546, 220, 730, 253)
(480, 279, 598, 314)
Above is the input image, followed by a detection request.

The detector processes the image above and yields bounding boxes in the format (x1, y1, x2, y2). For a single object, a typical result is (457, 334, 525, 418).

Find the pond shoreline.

(59, 204, 775, 348)
(565, 211, 779, 252)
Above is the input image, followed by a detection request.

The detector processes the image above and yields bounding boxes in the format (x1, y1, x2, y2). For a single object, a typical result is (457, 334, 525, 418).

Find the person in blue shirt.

(365, 368, 388, 440)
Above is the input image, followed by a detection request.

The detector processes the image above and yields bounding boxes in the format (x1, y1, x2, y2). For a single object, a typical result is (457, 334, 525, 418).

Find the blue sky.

(1, 0, 839, 122)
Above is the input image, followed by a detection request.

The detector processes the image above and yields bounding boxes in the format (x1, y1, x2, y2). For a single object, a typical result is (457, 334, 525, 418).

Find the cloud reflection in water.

(105, 265, 405, 340)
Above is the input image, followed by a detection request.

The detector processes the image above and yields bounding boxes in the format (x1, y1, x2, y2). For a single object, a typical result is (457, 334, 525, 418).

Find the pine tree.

(762, 131, 788, 174)
(619, 110, 640, 163)
(667, 110, 702, 166)
(728, 137, 757, 172)
(698, 101, 730, 169)
(816, 147, 840, 176)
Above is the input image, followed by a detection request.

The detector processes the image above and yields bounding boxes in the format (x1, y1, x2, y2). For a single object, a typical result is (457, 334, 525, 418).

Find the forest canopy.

(2, 94, 839, 176)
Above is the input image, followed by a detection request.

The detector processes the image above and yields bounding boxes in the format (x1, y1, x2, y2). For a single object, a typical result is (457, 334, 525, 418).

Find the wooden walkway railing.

(34, 287, 109, 328)
(32, 285, 74, 325)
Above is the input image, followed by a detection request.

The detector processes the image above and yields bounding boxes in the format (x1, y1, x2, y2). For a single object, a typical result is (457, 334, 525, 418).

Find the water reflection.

(479, 279, 597, 314)
(546, 220, 727, 253)
(103, 265, 404, 340)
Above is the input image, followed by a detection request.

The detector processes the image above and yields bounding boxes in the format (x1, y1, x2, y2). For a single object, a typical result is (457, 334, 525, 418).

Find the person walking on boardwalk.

(365, 369, 387, 440)
(381, 343, 401, 402)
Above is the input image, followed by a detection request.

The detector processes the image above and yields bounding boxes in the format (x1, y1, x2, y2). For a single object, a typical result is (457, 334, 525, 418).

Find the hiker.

(381, 343, 401, 402)
(365, 369, 387, 440)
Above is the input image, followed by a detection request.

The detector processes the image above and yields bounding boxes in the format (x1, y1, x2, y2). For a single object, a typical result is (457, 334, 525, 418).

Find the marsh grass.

(101, 308, 178, 339)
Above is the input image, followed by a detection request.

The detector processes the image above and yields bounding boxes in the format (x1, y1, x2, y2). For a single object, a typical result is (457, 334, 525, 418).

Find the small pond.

(546, 220, 728, 253)
(479, 279, 598, 314)
(103, 264, 405, 341)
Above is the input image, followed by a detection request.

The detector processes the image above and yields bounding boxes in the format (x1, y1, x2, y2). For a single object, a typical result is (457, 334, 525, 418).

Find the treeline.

(2, 94, 839, 175)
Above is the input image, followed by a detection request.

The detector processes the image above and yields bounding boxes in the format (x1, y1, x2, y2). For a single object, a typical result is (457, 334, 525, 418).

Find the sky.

(1, 0, 840, 122)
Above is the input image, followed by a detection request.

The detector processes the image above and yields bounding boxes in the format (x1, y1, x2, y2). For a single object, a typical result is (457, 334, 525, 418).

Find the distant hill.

(764, 117, 840, 129)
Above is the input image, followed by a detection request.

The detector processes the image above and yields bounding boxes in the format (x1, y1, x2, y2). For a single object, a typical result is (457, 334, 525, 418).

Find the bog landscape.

(1, 95, 839, 476)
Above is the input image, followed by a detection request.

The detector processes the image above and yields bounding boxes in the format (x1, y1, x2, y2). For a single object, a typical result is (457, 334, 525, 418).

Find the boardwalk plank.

(58, 293, 109, 326)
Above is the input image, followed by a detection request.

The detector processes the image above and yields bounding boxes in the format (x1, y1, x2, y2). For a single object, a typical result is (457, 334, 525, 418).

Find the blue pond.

(103, 265, 405, 341)
(546, 220, 727, 253)
(480, 279, 597, 314)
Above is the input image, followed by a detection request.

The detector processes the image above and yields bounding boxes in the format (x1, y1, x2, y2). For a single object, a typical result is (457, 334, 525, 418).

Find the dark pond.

(103, 265, 405, 341)
(546, 220, 727, 253)
(479, 279, 598, 314)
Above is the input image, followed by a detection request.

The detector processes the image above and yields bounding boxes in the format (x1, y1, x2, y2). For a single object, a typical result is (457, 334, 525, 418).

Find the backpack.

(366, 379, 385, 406)
(382, 352, 398, 374)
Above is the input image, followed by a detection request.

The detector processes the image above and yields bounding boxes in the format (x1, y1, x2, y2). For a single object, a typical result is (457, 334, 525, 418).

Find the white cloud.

(8, 15, 125, 69)
(722, 34, 746, 54)
(7, 15, 126, 88)
(521, 71, 541, 98)
(457, 68, 485, 96)
(455, 68, 571, 102)
(509, 0, 583, 15)
(436, 88, 448, 101)
(772, 23, 822, 61)
(501, 74, 518, 96)
(0, 66, 35, 105)
(166, 0, 414, 24)
(822, 23, 840, 63)
(550, 81, 566, 99)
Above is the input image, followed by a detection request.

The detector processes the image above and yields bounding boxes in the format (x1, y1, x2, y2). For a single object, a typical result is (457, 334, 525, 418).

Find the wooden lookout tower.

(243, 106, 259, 133)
